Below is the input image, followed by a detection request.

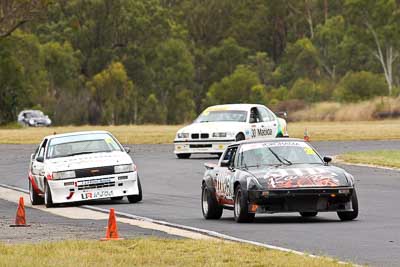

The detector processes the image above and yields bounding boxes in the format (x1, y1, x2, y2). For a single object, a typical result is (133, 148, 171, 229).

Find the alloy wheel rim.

(29, 182, 33, 202)
(202, 187, 208, 215)
(235, 191, 241, 217)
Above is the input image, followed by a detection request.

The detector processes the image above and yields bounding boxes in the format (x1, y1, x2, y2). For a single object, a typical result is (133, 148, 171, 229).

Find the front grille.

(75, 166, 114, 178)
(201, 133, 209, 139)
(190, 144, 212, 148)
(191, 133, 199, 139)
(77, 179, 115, 191)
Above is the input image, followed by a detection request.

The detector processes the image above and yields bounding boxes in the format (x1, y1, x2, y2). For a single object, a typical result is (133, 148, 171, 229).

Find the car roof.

(20, 110, 43, 114)
(229, 138, 306, 147)
(204, 103, 265, 112)
(44, 130, 112, 140)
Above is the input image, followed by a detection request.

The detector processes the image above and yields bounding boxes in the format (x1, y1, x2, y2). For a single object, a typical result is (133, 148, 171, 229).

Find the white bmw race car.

(174, 104, 288, 158)
(28, 131, 142, 207)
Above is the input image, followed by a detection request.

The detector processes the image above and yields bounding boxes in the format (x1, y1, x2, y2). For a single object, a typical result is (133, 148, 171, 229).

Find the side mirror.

(220, 159, 230, 167)
(30, 153, 35, 160)
(124, 147, 131, 154)
(275, 111, 288, 119)
(36, 156, 44, 163)
(323, 156, 332, 164)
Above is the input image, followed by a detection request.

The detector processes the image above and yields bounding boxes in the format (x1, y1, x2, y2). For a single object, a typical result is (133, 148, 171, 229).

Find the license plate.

(81, 190, 114, 200)
(77, 178, 113, 186)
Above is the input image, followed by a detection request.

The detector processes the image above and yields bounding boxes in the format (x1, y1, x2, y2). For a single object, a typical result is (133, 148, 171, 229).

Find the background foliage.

(1, 0, 400, 125)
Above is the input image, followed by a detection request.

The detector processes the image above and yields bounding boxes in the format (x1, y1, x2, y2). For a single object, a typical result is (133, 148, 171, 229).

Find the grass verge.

(0, 120, 399, 144)
(0, 239, 351, 267)
(338, 150, 400, 169)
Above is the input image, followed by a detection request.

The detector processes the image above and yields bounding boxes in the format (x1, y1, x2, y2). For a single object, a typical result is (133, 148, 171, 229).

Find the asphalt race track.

(1, 141, 400, 266)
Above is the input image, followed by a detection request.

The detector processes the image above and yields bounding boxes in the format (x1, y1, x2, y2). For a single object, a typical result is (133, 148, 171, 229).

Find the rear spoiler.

(275, 111, 288, 119)
(204, 163, 217, 170)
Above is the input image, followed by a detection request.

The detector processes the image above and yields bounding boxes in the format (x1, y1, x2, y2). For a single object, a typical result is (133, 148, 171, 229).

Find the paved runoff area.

(1, 141, 400, 266)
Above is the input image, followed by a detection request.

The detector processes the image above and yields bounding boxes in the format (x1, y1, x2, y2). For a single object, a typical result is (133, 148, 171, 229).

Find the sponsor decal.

(257, 128, 272, 136)
(77, 178, 113, 186)
(265, 168, 341, 188)
(81, 190, 114, 200)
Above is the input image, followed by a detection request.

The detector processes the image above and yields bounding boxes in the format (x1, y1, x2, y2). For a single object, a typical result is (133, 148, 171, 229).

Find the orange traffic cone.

(10, 197, 30, 227)
(100, 208, 123, 241)
(304, 128, 310, 142)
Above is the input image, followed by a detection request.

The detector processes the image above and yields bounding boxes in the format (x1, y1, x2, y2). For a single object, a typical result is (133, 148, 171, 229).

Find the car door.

(256, 106, 278, 138)
(215, 146, 238, 201)
(31, 139, 48, 190)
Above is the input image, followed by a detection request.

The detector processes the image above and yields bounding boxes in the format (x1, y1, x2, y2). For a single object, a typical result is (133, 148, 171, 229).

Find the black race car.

(201, 138, 358, 223)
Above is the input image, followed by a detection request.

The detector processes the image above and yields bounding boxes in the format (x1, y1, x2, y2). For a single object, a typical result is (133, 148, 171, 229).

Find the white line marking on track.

(0, 183, 357, 266)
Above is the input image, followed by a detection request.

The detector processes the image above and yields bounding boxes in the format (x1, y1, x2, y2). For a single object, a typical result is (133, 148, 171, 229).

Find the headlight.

(52, 170, 76, 180)
(247, 177, 263, 190)
(114, 164, 135, 173)
(29, 119, 34, 125)
(177, 133, 190, 139)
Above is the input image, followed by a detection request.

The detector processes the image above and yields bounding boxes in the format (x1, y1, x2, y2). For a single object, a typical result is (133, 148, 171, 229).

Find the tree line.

(1, 0, 399, 125)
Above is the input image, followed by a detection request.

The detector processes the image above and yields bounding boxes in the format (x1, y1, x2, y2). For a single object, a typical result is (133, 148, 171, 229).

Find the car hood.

(178, 121, 246, 134)
(45, 151, 132, 172)
(246, 164, 351, 189)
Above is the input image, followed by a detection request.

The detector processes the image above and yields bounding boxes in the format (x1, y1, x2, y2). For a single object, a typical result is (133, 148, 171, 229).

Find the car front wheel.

(201, 184, 223, 219)
(44, 180, 55, 208)
(300, 212, 318, 217)
(234, 186, 255, 223)
(29, 179, 44, 205)
(337, 189, 358, 221)
(128, 177, 143, 203)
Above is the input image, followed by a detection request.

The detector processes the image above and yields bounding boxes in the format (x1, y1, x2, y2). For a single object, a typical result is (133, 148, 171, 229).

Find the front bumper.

(247, 187, 354, 213)
(48, 171, 139, 204)
(174, 139, 235, 154)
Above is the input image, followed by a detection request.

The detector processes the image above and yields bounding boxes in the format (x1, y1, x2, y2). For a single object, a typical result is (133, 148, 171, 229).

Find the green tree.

(87, 62, 135, 125)
(141, 94, 166, 124)
(334, 71, 387, 102)
(205, 65, 261, 105)
(345, 0, 400, 95)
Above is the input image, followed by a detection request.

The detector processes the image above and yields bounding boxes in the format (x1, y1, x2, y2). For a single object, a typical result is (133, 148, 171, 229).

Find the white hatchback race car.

(174, 104, 288, 158)
(28, 131, 142, 207)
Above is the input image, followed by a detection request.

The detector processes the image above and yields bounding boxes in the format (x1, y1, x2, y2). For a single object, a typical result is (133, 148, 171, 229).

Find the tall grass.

(290, 97, 400, 121)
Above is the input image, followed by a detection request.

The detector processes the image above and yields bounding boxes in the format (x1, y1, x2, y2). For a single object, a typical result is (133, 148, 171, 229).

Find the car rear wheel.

(177, 153, 191, 159)
(201, 184, 223, 219)
(337, 189, 358, 221)
(29, 179, 44, 205)
(128, 177, 143, 203)
(234, 186, 255, 223)
(300, 212, 318, 217)
(44, 180, 55, 208)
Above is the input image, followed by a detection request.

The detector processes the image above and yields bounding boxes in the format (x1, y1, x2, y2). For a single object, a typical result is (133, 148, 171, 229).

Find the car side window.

(258, 107, 275, 122)
(223, 147, 238, 167)
(249, 107, 263, 123)
(37, 139, 48, 160)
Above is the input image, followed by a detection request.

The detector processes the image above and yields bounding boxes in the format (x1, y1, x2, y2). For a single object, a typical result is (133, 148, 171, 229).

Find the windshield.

(238, 141, 323, 167)
(47, 133, 123, 159)
(195, 110, 247, 123)
(26, 111, 44, 118)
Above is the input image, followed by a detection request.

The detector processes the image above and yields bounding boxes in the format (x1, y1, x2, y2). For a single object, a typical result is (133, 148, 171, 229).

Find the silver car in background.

(18, 110, 52, 127)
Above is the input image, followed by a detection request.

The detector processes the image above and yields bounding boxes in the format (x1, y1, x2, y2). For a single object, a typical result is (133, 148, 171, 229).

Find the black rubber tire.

(128, 177, 143, 203)
(201, 184, 223, 219)
(234, 186, 255, 223)
(176, 153, 191, 159)
(29, 179, 44, 205)
(300, 212, 318, 217)
(111, 196, 124, 201)
(337, 189, 359, 221)
(235, 133, 245, 141)
(44, 180, 55, 208)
